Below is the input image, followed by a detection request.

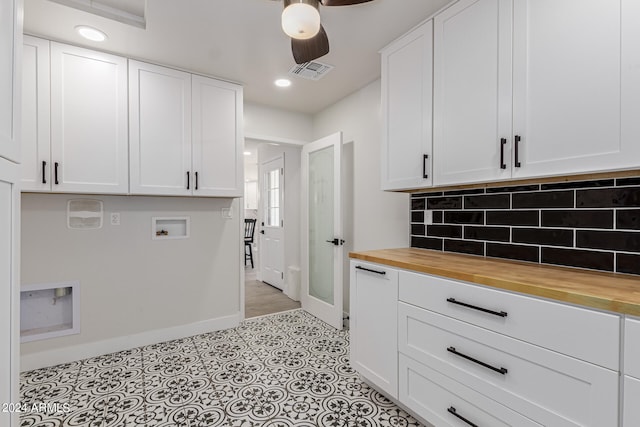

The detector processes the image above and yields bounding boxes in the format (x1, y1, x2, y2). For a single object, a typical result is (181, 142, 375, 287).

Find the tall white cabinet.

(381, 20, 433, 191)
(511, 0, 640, 178)
(129, 60, 192, 196)
(192, 75, 243, 197)
(21, 39, 128, 194)
(433, 0, 513, 186)
(50, 43, 128, 193)
(0, 0, 21, 425)
(129, 61, 243, 197)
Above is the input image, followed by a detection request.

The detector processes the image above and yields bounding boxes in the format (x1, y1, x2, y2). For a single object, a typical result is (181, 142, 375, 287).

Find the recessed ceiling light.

(244, 151, 252, 156)
(75, 25, 107, 42)
(275, 78, 292, 88)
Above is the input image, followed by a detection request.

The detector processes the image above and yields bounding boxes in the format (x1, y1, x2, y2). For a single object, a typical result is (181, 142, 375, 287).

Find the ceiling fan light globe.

(282, 3, 321, 40)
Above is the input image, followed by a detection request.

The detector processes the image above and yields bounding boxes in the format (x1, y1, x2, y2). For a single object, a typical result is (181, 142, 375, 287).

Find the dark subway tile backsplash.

(410, 176, 640, 276)
(486, 243, 539, 263)
(512, 228, 573, 247)
(541, 210, 613, 229)
(411, 236, 443, 251)
(444, 211, 484, 224)
(464, 226, 510, 242)
(617, 253, 640, 275)
(444, 239, 484, 256)
(427, 225, 462, 239)
(464, 194, 510, 209)
(541, 247, 614, 272)
(577, 230, 640, 252)
(411, 224, 425, 236)
(616, 209, 640, 230)
(576, 187, 640, 208)
(427, 196, 462, 210)
(512, 190, 574, 209)
(487, 210, 539, 226)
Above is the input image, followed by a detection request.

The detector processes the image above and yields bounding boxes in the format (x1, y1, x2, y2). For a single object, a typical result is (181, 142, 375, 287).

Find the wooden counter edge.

(349, 250, 640, 317)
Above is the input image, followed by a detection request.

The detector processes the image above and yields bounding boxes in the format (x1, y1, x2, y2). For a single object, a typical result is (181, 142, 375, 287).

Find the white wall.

(21, 194, 241, 367)
(313, 80, 409, 252)
(244, 102, 313, 143)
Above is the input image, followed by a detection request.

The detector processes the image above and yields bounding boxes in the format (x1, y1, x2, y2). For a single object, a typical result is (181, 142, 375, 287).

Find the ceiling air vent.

(288, 61, 334, 81)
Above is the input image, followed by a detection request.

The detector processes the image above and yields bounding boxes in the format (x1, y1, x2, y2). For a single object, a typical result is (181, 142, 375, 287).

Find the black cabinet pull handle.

(514, 135, 522, 168)
(499, 138, 506, 169)
(195, 171, 199, 190)
(446, 298, 507, 318)
(447, 407, 479, 427)
(186, 171, 190, 190)
(422, 154, 429, 179)
(447, 346, 508, 375)
(42, 161, 47, 184)
(355, 265, 386, 275)
(54, 162, 59, 185)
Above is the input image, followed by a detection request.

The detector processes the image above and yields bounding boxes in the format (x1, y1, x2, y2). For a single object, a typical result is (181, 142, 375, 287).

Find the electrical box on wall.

(67, 199, 103, 230)
(20, 281, 80, 343)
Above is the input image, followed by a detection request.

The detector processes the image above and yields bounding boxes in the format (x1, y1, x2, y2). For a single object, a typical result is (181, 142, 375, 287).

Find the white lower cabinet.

(349, 261, 398, 399)
(398, 302, 618, 426)
(399, 354, 542, 427)
(349, 260, 624, 427)
(624, 376, 640, 426)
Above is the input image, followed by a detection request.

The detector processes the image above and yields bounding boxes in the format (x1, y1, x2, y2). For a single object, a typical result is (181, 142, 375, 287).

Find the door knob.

(260, 230, 265, 234)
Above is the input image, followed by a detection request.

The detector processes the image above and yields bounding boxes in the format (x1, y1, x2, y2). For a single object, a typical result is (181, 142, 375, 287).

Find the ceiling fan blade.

(291, 24, 329, 64)
(320, 0, 373, 6)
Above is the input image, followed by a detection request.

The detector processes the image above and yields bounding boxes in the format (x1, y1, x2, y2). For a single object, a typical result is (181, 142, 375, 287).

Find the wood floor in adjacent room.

(245, 276, 300, 319)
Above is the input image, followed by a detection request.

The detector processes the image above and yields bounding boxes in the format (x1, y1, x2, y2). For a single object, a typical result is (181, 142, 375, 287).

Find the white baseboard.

(20, 313, 241, 372)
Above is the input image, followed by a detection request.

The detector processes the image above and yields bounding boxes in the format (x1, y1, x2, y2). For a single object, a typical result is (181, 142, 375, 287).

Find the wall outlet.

(221, 208, 232, 219)
(424, 210, 433, 225)
(110, 212, 121, 226)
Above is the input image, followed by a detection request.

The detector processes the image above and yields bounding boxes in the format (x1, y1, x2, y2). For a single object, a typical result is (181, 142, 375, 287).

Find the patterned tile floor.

(19, 309, 423, 426)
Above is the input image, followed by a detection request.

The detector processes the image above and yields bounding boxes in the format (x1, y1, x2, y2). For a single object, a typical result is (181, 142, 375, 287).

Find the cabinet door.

(129, 61, 192, 195)
(433, 0, 513, 186)
(0, 159, 19, 427)
(0, 0, 20, 163)
(192, 75, 242, 197)
(624, 376, 640, 427)
(512, 0, 640, 178)
(21, 36, 50, 192)
(349, 261, 398, 399)
(381, 20, 433, 191)
(50, 43, 128, 194)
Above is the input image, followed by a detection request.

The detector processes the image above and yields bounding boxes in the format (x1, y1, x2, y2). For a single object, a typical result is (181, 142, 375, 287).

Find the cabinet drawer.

(399, 354, 542, 427)
(399, 302, 618, 427)
(399, 270, 620, 369)
(624, 376, 640, 427)
(625, 317, 640, 378)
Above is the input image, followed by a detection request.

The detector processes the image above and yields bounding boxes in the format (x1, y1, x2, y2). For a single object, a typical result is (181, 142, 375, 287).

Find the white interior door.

(259, 156, 284, 290)
(302, 132, 343, 330)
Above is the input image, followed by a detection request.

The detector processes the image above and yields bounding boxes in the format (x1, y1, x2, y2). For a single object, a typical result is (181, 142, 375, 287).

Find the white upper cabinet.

(511, 0, 640, 179)
(129, 61, 242, 197)
(50, 42, 128, 194)
(192, 75, 243, 197)
(129, 60, 192, 196)
(433, 0, 513, 186)
(381, 20, 433, 191)
(21, 36, 50, 192)
(0, 0, 21, 164)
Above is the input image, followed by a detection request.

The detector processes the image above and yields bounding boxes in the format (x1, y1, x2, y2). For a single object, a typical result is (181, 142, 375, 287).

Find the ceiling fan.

(280, 0, 374, 64)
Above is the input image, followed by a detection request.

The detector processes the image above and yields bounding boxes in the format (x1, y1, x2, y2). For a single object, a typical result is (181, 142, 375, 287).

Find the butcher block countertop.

(350, 248, 640, 316)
